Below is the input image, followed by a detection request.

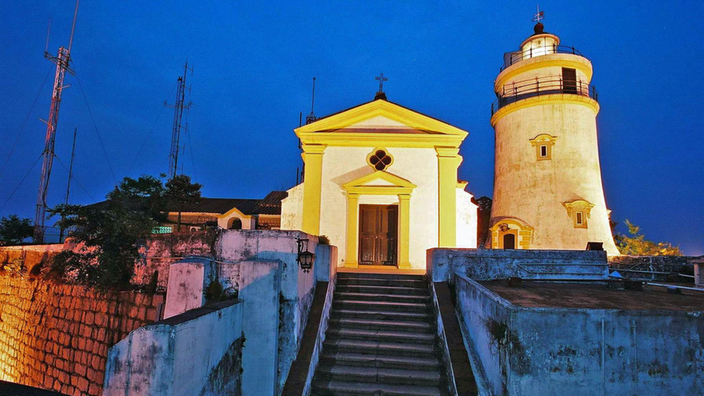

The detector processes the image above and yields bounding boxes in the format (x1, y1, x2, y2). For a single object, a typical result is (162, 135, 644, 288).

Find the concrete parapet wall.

(104, 300, 243, 396)
(139, 231, 218, 288)
(314, 245, 338, 283)
(153, 230, 333, 395)
(0, 274, 163, 396)
(215, 229, 320, 393)
(428, 248, 608, 282)
(455, 275, 704, 396)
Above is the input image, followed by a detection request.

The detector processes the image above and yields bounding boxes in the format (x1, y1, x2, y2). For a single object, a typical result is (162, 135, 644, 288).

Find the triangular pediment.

(296, 99, 468, 138)
(343, 171, 417, 195)
(351, 115, 407, 128)
(361, 177, 396, 186)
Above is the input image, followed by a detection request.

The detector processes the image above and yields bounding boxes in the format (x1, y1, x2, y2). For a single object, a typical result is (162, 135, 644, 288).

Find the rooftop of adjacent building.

(88, 190, 288, 216)
(481, 280, 704, 311)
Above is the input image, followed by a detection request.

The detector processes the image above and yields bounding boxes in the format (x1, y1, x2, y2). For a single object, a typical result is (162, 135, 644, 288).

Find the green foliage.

(49, 175, 169, 289)
(205, 279, 225, 301)
(165, 175, 202, 232)
(0, 214, 34, 245)
(615, 219, 681, 256)
(318, 235, 330, 245)
(2, 257, 26, 275)
(473, 196, 492, 247)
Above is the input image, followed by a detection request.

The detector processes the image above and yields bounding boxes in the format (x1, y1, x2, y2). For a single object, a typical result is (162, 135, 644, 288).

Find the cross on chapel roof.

(374, 73, 388, 100)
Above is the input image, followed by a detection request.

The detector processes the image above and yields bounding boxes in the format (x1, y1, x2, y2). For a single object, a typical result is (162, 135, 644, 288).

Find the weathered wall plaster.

(163, 258, 216, 319)
(104, 300, 243, 396)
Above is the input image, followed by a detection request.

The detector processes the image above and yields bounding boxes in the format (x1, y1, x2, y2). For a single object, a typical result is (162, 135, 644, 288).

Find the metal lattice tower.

(33, 1, 79, 243)
(167, 61, 192, 180)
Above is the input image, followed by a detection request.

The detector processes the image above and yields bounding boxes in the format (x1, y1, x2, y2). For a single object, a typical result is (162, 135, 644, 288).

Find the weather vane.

(375, 73, 388, 93)
(533, 4, 544, 23)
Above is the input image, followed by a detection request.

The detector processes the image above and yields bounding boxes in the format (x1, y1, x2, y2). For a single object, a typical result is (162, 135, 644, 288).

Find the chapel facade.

(281, 95, 478, 270)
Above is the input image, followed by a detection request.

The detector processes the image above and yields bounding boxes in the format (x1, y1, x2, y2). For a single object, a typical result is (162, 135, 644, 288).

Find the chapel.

(280, 92, 478, 270)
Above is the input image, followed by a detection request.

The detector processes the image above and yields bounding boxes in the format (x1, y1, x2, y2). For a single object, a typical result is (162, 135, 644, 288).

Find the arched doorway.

(503, 234, 516, 249)
(229, 218, 242, 230)
(489, 218, 534, 250)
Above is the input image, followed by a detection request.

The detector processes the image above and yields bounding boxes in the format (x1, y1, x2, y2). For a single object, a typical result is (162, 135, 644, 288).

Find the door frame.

(342, 171, 416, 269)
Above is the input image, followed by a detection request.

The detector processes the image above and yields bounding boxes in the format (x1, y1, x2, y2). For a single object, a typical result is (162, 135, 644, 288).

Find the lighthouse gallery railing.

(500, 44, 584, 72)
(491, 75, 598, 115)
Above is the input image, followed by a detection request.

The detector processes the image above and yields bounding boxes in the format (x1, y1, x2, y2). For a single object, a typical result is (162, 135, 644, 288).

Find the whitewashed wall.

(456, 188, 478, 248)
(319, 146, 439, 269)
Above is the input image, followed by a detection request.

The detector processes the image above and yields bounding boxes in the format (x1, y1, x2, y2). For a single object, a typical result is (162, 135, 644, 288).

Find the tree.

(473, 196, 492, 248)
(0, 215, 33, 245)
(49, 175, 167, 289)
(615, 219, 681, 256)
(165, 175, 202, 232)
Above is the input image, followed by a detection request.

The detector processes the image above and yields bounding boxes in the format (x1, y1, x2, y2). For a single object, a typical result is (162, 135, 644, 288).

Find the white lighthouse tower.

(488, 16, 619, 255)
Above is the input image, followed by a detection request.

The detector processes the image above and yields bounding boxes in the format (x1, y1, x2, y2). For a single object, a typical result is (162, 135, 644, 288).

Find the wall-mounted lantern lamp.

(296, 238, 315, 273)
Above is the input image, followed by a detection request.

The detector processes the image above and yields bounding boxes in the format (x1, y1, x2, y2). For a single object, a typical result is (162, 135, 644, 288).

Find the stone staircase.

(312, 272, 449, 396)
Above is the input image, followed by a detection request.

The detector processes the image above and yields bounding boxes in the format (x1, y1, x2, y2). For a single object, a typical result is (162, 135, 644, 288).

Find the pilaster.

(301, 144, 326, 235)
(436, 147, 462, 248)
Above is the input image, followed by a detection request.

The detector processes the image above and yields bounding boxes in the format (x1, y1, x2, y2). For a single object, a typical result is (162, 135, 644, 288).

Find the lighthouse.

(488, 17, 619, 255)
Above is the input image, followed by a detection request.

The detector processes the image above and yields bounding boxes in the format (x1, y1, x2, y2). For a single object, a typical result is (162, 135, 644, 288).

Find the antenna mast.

(167, 61, 192, 180)
(34, 0, 80, 243)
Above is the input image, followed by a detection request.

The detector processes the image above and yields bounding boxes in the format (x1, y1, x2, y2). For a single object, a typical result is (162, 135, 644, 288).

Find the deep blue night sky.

(1, 1, 702, 254)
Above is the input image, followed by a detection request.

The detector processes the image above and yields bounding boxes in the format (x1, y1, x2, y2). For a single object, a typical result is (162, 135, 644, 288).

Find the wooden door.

(503, 234, 516, 249)
(562, 67, 577, 94)
(359, 205, 398, 266)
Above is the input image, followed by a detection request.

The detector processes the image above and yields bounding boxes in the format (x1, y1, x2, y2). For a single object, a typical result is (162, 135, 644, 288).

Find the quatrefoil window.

(367, 149, 393, 171)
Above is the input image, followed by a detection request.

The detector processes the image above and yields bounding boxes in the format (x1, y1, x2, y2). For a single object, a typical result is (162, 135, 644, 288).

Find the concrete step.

(332, 308, 432, 322)
(338, 272, 426, 281)
(333, 299, 430, 313)
(312, 379, 447, 396)
(328, 317, 434, 333)
(336, 284, 429, 296)
(337, 277, 427, 288)
(327, 328, 436, 345)
(323, 338, 437, 358)
(320, 351, 442, 371)
(315, 365, 442, 387)
(334, 291, 430, 304)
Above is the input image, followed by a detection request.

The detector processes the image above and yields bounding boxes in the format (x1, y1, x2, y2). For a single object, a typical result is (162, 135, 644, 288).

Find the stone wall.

(137, 230, 217, 288)
(0, 230, 217, 290)
(609, 255, 697, 273)
(0, 274, 164, 395)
